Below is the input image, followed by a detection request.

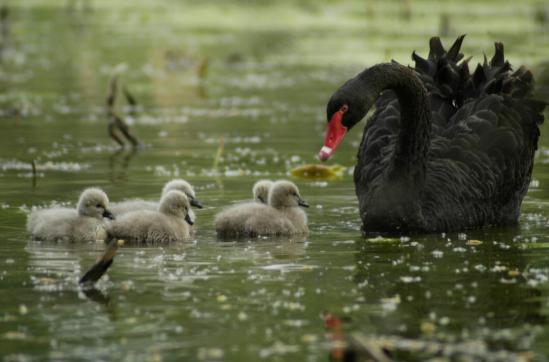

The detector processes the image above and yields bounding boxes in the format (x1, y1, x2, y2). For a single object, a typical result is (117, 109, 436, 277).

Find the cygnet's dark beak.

(103, 209, 115, 220)
(298, 198, 309, 208)
(190, 198, 203, 209)
(184, 214, 194, 225)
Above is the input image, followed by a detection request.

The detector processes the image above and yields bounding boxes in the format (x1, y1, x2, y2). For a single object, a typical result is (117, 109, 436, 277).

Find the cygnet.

(27, 188, 115, 242)
(107, 190, 193, 243)
(214, 180, 309, 237)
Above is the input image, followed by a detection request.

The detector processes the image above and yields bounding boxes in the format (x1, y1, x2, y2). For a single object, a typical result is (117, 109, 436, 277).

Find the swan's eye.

(340, 104, 349, 113)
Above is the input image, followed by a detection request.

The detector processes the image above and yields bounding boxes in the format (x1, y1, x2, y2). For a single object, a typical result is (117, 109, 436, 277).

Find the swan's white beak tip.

(318, 146, 333, 161)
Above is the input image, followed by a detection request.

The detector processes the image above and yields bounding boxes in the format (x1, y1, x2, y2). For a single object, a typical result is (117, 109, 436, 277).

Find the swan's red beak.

(319, 108, 347, 161)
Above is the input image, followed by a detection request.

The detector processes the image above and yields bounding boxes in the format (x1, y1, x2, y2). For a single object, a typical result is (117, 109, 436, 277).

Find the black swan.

(318, 36, 546, 233)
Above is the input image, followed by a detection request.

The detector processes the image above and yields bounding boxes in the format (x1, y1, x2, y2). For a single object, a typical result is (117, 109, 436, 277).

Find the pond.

(1, 0, 549, 361)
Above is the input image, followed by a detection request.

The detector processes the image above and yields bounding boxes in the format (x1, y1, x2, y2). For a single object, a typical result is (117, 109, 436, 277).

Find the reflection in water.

(108, 147, 139, 183)
(350, 233, 546, 359)
(82, 287, 111, 306)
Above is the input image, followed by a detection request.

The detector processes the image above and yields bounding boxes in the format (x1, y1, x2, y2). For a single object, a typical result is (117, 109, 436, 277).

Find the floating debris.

(366, 236, 399, 243)
(31, 159, 36, 188)
(0, 159, 90, 172)
(349, 333, 533, 362)
(467, 239, 483, 246)
(212, 136, 224, 170)
(290, 164, 345, 180)
(197, 58, 209, 80)
(420, 321, 436, 334)
(261, 263, 316, 272)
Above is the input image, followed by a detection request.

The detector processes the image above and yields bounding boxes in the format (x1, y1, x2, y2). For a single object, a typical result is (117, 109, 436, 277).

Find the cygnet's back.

(108, 190, 193, 243)
(162, 179, 202, 208)
(214, 180, 309, 237)
(252, 180, 273, 204)
(109, 199, 157, 216)
(110, 179, 202, 222)
(214, 180, 272, 236)
(27, 188, 115, 242)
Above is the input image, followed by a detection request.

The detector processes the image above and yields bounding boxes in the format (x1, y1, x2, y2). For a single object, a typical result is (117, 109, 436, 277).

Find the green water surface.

(1, 1, 549, 361)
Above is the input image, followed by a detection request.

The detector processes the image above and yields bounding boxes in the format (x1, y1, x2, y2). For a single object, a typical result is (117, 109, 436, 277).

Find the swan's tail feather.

(472, 63, 487, 88)
(413, 36, 543, 106)
(412, 51, 431, 73)
(428, 37, 445, 60)
(446, 34, 466, 61)
(490, 42, 505, 67)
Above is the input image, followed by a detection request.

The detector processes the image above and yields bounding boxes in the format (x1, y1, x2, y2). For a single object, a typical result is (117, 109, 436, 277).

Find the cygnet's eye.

(96, 203, 103, 208)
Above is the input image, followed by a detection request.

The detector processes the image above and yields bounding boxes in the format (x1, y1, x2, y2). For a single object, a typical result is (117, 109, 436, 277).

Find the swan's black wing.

(355, 36, 546, 232)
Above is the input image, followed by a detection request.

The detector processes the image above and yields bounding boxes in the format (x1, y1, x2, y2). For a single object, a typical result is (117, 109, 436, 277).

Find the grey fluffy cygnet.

(214, 180, 309, 237)
(108, 190, 194, 243)
(27, 188, 115, 242)
(109, 179, 202, 221)
(252, 180, 273, 204)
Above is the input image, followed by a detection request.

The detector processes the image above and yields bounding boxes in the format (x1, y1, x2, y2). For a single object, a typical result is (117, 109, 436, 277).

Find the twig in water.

(106, 75, 118, 111)
(197, 58, 209, 80)
(212, 136, 224, 170)
(123, 86, 137, 108)
(79, 239, 124, 288)
(0, 5, 10, 57)
(108, 119, 125, 147)
(31, 159, 36, 188)
(111, 113, 140, 147)
(0, 5, 9, 41)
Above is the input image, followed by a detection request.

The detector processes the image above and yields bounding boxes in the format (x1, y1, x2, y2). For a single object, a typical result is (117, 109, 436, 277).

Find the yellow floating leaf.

(466, 239, 483, 246)
(301, 334, 318, 343)
(508, 269, 521, 277)
(290, 164, 345, 180)
(420, 321, 436, 334)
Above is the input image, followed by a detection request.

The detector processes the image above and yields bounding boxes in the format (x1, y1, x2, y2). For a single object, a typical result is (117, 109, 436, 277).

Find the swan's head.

(268, 181, 309, 209)
(319, 79, 370, 161)
(252, 180, 273, 204)
(159, 190, 194, 225)
(162, 179, 203, 209)
(77, 188, 115, 220)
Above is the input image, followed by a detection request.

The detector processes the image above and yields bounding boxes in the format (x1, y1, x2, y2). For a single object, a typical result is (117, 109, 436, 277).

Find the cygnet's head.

(162, 179, 203, 209)
(77, 188, 115, 220)
(252, 180, 273, 204)
(268, 181, 309, 209)
(159, 190, 193, 225)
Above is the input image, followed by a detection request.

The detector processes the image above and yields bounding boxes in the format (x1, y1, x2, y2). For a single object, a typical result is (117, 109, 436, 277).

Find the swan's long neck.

(359, 63, 431, 180)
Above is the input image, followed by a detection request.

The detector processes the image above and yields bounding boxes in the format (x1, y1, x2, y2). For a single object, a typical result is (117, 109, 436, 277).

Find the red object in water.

(322, 312, 345, 361)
